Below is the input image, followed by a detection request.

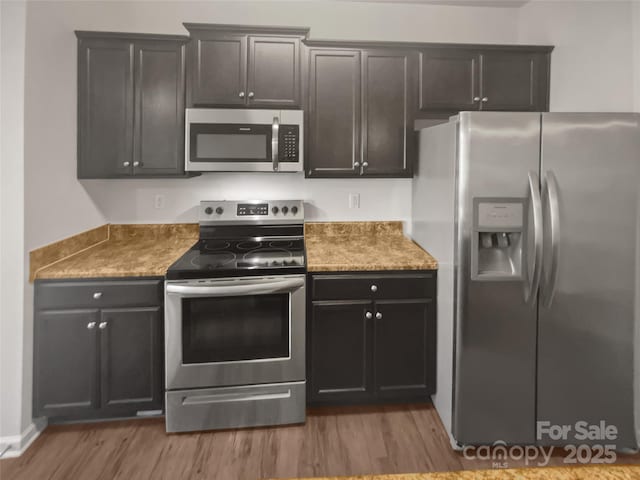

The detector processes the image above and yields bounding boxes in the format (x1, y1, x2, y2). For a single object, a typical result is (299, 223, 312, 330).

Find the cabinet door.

(34, 310, 99, 417)
(187, 33, 247, 106)
(418, 48, 480, 113)
(100, 307, 163, 413)
(77, 38, 134, 178)
(361, 49, 416, 177)
(247, 36, 301, 107)
(133, 41, 186, 176)
(373, 299, 435, 400)
(306, 49, 361, 177)
(309, 301, 372, 403)
(480, 50, 548, 111)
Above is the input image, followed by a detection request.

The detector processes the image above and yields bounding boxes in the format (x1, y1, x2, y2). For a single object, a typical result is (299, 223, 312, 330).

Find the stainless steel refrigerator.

(412, 112, 640, 450)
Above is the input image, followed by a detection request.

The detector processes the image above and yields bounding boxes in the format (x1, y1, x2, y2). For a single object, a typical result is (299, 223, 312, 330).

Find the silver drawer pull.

(375, 312, 383, 320)
(93, 292, 103, 299)
(482, 97, 489, 102)
(370, 284, 378, 292)
(365, 311, 373, 319)
(87, 322, 96, 330)
(182, 390, 291, 406)
(123, 161, 130, 167)
(98, 322, 108, 329)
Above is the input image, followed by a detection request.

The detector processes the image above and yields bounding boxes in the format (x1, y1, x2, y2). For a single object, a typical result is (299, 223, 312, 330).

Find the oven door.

(165, 275, 305, 390)
(185, 108, 303, 172)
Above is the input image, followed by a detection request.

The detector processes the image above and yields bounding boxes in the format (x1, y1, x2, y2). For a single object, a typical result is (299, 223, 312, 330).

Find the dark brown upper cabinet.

(184, 24, 308, 108)
(76, 32, 190, 179)
(306, 45, 416, 178)
(418, 45, 552, 115)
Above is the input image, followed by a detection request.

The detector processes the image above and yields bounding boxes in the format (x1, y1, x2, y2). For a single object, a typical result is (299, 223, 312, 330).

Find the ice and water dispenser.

(471, 199, 525, 280)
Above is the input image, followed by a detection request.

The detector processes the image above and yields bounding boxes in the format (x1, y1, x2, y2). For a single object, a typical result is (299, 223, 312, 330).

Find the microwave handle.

(272, 116, 279, 172)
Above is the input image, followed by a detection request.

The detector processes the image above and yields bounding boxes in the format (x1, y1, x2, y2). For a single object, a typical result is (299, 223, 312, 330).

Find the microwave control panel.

(280, 125, 299, 162)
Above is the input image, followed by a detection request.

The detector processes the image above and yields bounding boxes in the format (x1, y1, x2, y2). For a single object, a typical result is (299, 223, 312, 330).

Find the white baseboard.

(0, 417, 47, 458)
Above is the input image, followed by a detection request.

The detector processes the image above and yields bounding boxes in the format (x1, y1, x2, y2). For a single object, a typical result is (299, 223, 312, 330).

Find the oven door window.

(182, 293, 289, 364)
(190, 123, 272, 163)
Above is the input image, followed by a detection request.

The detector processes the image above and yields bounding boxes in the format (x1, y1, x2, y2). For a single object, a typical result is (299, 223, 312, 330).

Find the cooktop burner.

(167, 238, 306, 279)
(166, 200, 307, 280)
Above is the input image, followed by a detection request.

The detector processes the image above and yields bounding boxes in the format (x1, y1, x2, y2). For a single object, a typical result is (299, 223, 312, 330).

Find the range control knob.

(282, 206, 289, 215)
(291, 206, 298, 215)
(272, 206, 279, 214)
(204, 207, 213, 215)
(215, 207, 224, 215)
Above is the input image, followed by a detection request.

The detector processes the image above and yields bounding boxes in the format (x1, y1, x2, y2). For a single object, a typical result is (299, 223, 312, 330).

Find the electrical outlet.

(154, 194, 165, 209)
(348, 193, 360, 209)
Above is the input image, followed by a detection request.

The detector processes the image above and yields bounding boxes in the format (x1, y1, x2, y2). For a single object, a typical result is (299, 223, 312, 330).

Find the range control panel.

(200, 200, 305, 224)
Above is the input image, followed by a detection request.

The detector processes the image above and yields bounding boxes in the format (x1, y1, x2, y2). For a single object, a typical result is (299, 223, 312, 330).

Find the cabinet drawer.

(311, 273, 435, 300)
(36, 279, 162, 310)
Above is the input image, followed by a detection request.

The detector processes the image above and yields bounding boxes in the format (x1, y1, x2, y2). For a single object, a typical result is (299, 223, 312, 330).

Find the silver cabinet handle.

(524, 171, 543, 304)
(93, 292, 102, 300)
(133, 161, 141, 167)
(375, 312, 383, 320)
(362, 162, 369, 168)
(482, 97, 489, 102)
(98, 322, 107, 330)
(271, 116, 280, 172)
(87, 322, 96, 330)
(238, 91, 245, 98)
(248, 92, 254, 99)
(354, 162, 360, 168)
(473, 96, 481, 102)
(123, 161, 130, 167)
(370, 284, 378, 292)
(365, 311, 373, 319)
(541, 170, 560, 308)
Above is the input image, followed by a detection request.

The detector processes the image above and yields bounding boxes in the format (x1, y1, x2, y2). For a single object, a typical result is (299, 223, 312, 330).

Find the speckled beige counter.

(267, 465, 640, 480)
(305, 221, 438, 272)
(31, 224, 198, 281)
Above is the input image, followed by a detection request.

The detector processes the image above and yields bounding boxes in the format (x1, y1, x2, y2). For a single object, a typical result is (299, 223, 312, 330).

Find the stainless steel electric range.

(164, 200, 306, 433)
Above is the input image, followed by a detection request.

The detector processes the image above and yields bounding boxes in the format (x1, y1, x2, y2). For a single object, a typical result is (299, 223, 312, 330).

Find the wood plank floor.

(1, 404, 639, 480)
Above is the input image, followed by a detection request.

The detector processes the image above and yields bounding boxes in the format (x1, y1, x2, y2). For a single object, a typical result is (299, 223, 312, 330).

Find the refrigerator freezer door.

(538, 113, 640, 450)
(453, 112, 542, 445)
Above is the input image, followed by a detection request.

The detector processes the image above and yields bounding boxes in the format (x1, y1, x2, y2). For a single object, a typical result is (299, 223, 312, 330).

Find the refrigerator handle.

(541, 170, 561, 308)
(525, 171, 543, 305)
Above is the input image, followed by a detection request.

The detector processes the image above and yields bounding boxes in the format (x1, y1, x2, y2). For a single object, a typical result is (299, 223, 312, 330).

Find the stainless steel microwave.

(185, 108, 303, 173)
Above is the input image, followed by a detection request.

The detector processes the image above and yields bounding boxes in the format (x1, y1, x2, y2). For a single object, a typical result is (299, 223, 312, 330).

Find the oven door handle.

(166, 277, 304, 297)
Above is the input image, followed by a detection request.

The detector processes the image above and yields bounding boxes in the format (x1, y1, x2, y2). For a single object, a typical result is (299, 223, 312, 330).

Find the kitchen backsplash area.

(81, 175, 414, 226)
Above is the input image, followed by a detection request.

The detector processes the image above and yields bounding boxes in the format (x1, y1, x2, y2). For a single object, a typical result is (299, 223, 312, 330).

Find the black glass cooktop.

(166, 238, 306, 280)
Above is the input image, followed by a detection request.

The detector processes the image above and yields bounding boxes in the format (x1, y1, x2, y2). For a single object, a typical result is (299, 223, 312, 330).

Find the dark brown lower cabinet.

(100, 307, 162, 413)
(33, 279, 164, 422)
(308, 272, 436, 405)
(310, 301, 372, 403)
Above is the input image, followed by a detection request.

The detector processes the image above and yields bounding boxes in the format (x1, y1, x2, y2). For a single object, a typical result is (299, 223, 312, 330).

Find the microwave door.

(188, 123, 273, 171)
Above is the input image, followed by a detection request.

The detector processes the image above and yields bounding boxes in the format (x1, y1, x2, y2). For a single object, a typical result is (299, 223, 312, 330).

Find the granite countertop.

(267, 465, 639, 480)
(305, 221, 438, 272)
(30, 221, 436, 281)
(31, 224, 198, 281)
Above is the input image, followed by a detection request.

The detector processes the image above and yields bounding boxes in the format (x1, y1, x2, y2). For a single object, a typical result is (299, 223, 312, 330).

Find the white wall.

(518, 0, 636, 112)
(0, 0, 30, 453)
